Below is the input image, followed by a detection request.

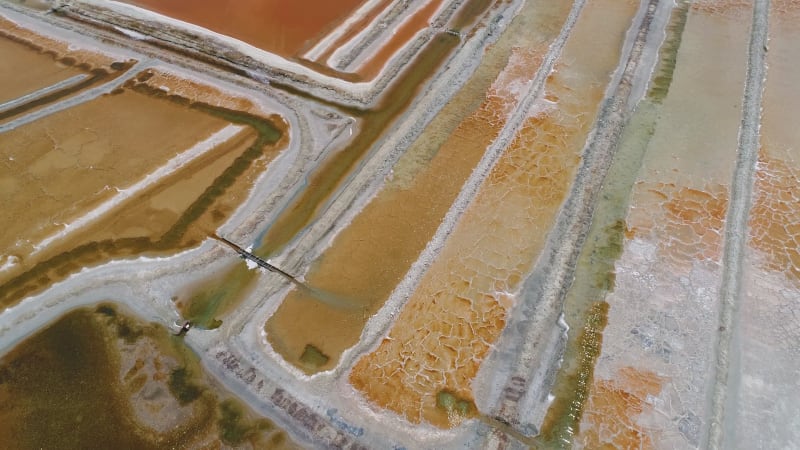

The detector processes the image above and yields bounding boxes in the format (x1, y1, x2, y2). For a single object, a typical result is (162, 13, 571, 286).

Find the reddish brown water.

(356, 0, 445, 79)
(123, 0, 366, 58)
(314, 0, 395, 64)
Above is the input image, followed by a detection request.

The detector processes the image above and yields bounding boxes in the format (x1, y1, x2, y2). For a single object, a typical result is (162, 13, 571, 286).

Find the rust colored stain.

(627, 183, 728, 265)
(772, 0, 800, 17)
(691, 0, 753, 18)
(124, 0, 366, 58)
(576, 367, 664, 449)
(349, 65, 600, 427)
(356, 0, 444, 79)
(749, 153, 800, 283)
(349, 0, 639, 427)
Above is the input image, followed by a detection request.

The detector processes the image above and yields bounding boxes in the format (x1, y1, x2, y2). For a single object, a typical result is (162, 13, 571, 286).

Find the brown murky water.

(0, 35, 83, 104)
(0, 20, 136, 124)
(174, 31, 462, 333)
(0, 87, 226, 260)
(350, 0, 640, 427)
(0, 71, 286, 309)
(267, 46, 549, 374)
(253, 2, 499, 261)
(0, 304, 297, 449)
(0, 16, 118, 69)
(123, 0, 366, 58)
(449, 0, 496, 32)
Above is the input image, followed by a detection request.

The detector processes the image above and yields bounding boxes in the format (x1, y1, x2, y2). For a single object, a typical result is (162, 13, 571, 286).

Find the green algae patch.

(538, 301, 609, 447)
(218, 399, 253, 445)
(536, 101, 660, 447)
(433, 389, 478, 426)
(436, 390, 476, 417)
(217, 398, 280, 446)
(168, 366, 205, 405)
(0, 303, 297, 449)
(590, 219, 626, 291)
(299, 343, 330, 369)
(647, 1, 689, 102)
(0, 307, 157, 449)
(177, 262, 258, 329)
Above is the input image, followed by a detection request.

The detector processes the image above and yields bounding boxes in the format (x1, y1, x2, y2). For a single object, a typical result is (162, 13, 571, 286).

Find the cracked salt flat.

(1, 0, 798, 448)
(351, 0, 640, 428)
(266, 44, 552, 375)
(575, 1, 759, 448)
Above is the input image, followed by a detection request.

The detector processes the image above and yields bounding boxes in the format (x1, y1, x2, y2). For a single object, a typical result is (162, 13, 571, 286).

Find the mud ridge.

(706, 0, 769, 447)
(478, 0, 670, 441)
